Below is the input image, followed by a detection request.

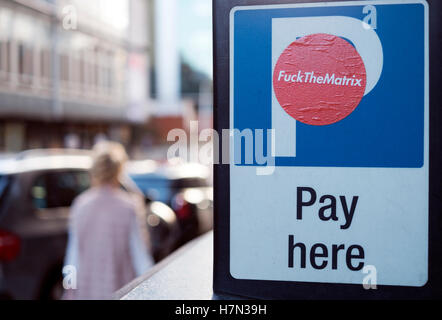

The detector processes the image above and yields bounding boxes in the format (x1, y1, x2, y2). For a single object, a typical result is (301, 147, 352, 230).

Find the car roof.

(0, 150, 92, 175)
(128, 160, 210, 181)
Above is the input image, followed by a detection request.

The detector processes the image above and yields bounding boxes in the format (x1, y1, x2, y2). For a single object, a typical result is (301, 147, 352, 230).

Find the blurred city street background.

(0, 0, 213, 300)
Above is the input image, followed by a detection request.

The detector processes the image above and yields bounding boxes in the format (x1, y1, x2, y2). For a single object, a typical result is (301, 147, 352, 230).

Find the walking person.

(62, 141, 153, 300)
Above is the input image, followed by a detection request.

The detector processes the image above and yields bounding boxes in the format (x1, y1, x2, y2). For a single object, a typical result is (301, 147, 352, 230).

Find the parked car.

(0, 149, 178, 300)
(127, 159, 213, 247)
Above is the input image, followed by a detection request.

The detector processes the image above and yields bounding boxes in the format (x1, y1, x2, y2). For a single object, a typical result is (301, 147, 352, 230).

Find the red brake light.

(172, 195, 192, 220)
(0, 230, 21, 262)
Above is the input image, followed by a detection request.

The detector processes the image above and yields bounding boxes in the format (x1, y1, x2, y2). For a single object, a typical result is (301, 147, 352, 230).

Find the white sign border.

(228, 0, 430, 287)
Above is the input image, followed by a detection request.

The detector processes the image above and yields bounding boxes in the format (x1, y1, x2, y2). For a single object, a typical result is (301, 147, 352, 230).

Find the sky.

(178, 0, 213, 79)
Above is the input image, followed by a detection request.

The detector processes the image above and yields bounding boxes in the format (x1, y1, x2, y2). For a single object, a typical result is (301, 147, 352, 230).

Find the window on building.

(18, 42, 34, 85)
(105, 51, 114, 91)
(60, 53, 70, 84)
(78, 50, 85, 89)
(0, 7, 12, 81)
(0, 40, 9, 79)
(94, 46, 100, 92)
(41, 48, 51, 82)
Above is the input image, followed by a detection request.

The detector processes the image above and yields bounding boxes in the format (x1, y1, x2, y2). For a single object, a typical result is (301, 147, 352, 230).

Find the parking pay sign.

(226, 0, 429, 289)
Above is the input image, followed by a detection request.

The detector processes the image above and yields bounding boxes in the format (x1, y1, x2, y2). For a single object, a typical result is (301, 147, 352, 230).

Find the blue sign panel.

(232, 2, 426, 168)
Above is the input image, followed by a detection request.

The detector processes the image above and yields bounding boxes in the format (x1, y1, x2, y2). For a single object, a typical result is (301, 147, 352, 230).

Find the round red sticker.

(273, 33, 367, 126)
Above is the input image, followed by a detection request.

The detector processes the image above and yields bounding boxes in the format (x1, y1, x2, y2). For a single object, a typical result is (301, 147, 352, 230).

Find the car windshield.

(0, 174, 9, 200)
(0, 174, 11, 217)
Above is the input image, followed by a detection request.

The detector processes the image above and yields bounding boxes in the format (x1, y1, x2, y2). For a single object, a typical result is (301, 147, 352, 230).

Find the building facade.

(0, 0, 151, 153)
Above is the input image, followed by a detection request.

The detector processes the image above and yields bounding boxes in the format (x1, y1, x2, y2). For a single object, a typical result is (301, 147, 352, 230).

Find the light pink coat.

(63, 186, 153, 300)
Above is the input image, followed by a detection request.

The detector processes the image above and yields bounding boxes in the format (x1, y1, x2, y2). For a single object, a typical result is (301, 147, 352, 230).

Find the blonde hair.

(90, 141, 128, 185)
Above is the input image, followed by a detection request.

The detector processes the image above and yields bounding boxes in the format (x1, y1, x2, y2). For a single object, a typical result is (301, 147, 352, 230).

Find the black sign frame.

(213, 0, 442, 299)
